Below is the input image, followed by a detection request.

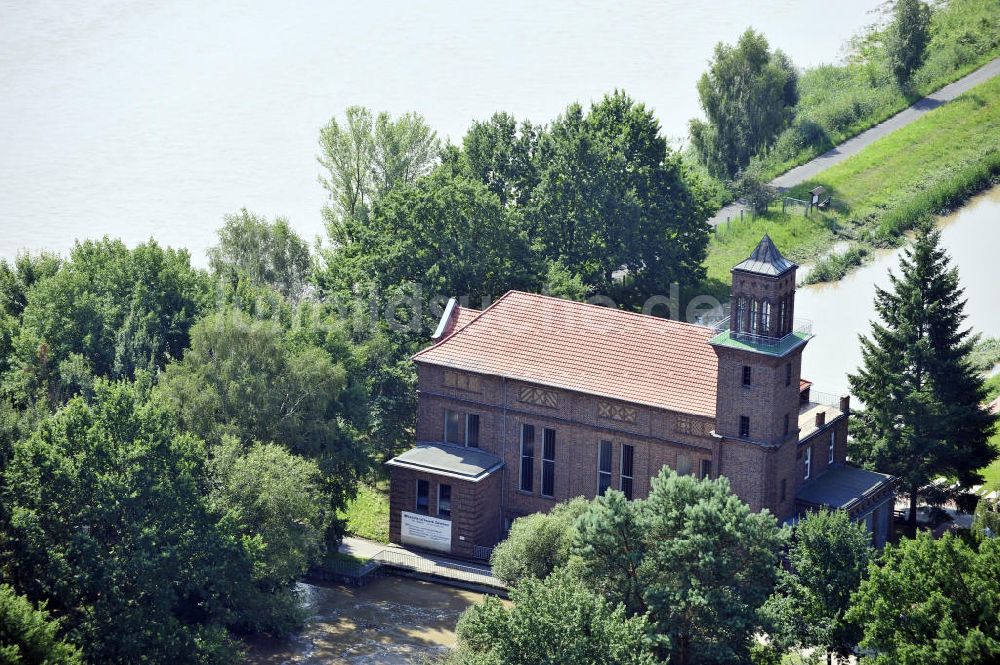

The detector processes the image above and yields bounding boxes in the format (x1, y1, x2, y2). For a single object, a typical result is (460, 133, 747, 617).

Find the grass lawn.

(980, 431, 1000, 492)
(702, 74, 1000, 290)
(337, 481, 390, 544)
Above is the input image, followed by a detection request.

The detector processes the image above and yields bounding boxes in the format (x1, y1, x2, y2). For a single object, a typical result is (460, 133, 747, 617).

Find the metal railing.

(473, 545, 494, 561)
(373, 549, 502, 588)
(715, 318, 814, 349)
(808, 389, 844, 408)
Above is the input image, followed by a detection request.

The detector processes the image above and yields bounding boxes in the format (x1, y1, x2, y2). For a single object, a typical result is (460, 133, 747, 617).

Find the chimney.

(839, 395, 850, 414)
(815, 411, 826, 427)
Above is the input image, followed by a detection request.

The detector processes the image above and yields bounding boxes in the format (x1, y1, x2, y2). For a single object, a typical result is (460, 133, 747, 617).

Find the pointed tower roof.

(732, 234, 797, 276)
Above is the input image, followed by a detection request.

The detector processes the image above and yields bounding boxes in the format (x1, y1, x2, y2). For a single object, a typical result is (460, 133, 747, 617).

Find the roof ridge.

(501, 290, 716, 333)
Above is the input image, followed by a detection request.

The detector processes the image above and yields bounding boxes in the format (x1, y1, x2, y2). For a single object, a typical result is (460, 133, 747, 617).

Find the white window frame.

(804, 445, 812, 480)
(828, 430, 835, 464)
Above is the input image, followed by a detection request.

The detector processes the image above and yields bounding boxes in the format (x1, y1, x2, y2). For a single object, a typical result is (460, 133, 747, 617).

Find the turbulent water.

(243, 578, 491, 664)
(1, 0, 881, 264)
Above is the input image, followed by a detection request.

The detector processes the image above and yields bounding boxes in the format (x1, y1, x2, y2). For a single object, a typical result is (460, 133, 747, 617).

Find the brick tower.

(710, 235, 812, 517)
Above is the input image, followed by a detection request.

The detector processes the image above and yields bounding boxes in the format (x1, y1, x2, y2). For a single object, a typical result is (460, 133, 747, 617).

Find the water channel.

(244, 577, 492, 664)
(796, 186, 1000, 396)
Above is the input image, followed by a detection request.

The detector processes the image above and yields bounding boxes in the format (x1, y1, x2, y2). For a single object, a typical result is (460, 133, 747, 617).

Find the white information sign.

(400, 511, 452, 552)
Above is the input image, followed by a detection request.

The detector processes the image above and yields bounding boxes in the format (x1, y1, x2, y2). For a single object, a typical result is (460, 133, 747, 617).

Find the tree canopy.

(690, 28, 798, 178)
(847, 532, 1000, 665)
(0, 382, 246, 663)
(886, 0, 932, 85)
(450, 569, 656, 665)
(318, 106, 439, 238)
(0, 584, 83, 665)
(849, 228, 997, 530)
(573, 470, 784, 665)
(207, 209, 311, 301)
(3, 239, 209, 407)
(762, 508, 873, 661)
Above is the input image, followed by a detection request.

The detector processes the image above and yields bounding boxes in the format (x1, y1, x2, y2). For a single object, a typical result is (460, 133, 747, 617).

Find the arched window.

(750, 300, 760, 334)
(735, 297, 746, 332)
(761, 302, 771, 335)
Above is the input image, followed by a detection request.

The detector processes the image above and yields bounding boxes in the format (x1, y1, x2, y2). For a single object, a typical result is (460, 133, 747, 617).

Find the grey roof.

(386, 443, 504, 482)
(796, 464, 895, 510)
(732, 234, 797, 276)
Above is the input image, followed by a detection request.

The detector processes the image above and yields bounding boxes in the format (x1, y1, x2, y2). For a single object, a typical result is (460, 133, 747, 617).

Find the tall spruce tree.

(849, 228, 997, 531)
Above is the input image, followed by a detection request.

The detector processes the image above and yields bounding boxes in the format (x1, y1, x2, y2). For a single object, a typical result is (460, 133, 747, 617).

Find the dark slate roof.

(796, 464, 895, 510)
(386, 443, 504, 482)
(732, 234, 797, 276)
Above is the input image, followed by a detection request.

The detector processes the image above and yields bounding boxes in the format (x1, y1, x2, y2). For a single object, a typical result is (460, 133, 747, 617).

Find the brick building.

(387, 236, 896, 559)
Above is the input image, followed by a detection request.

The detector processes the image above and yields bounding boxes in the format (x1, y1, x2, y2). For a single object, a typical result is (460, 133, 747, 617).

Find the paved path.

(339, 535, 501, 588)
(708, 57, 1000, 226)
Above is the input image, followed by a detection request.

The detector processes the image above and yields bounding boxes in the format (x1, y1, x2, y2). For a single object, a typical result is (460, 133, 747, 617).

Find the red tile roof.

(413, 291, 719, 417)
(436, 305, 481, 340)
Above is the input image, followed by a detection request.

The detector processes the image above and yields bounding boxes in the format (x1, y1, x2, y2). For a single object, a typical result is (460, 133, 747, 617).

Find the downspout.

(500, 375, 508, 540)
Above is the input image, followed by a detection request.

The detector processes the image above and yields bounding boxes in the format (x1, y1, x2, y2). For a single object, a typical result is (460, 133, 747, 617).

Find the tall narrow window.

(542, 428, 556, 498)
(780, 478, 787, 502)
(828, 431, 835, 464)
(735, 297, 747, 332)
(784, 413, 790, 436)
(520, 424, 535, 492)
(466, 414, 480, 448)
(750, 300, 760, 334)
(677, 454, 692, 476)
(598, 440, 613, 495)
(761, 301, 771, 335)
(785, 362, 792, 387)
(699, 459, 712, 480)
(415, 479, 429, 514)
(437, 484, 452, 518)
(739, 415, 750, 439)
(742, 365, 752, 387)
(444, 409, 461, 444)
(804, 446, 812, 480)
(779, 299, 788, 334)
(620, 444, 634, 499)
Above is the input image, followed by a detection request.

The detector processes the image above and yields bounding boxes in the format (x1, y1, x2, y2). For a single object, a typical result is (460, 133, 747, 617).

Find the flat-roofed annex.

(413, 291, 719, 418)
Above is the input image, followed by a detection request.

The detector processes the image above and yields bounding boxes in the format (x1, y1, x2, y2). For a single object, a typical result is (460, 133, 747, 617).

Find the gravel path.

(707, 57, 1000, 226)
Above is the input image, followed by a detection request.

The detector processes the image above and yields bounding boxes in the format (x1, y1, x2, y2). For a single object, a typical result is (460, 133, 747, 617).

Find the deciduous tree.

(886, 0, 931, 85)
(0, 382, 246, 663)
(761, 509, 872, 663)
(450, 569, 656, 665)
(846, 532, 1000, 664)
(690, 29, 798, 178)
(208, 209, 311, 301)
(573, 469, 784, 665)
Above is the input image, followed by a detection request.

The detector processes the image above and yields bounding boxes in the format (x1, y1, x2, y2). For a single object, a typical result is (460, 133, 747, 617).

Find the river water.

(1, 0, 882, 263)
(797, 186, 1000, 397)
(244, 577, 492, 664)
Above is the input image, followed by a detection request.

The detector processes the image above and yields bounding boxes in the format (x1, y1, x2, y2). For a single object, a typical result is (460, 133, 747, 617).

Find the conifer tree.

(849, 228, 997, 532)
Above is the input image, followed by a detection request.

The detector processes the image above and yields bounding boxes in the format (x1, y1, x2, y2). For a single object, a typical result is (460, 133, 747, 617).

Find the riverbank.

(758, 0, 1000, 181)
(703, 72, 1000, 287)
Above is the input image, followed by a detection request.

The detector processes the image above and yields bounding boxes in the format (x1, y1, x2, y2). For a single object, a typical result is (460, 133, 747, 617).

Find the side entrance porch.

(387, 443, 504, 560)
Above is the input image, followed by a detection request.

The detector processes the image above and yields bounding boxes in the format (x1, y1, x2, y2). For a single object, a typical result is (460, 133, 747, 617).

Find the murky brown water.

(244, 578, 493, 664)
(797, 186, 1000, 396)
